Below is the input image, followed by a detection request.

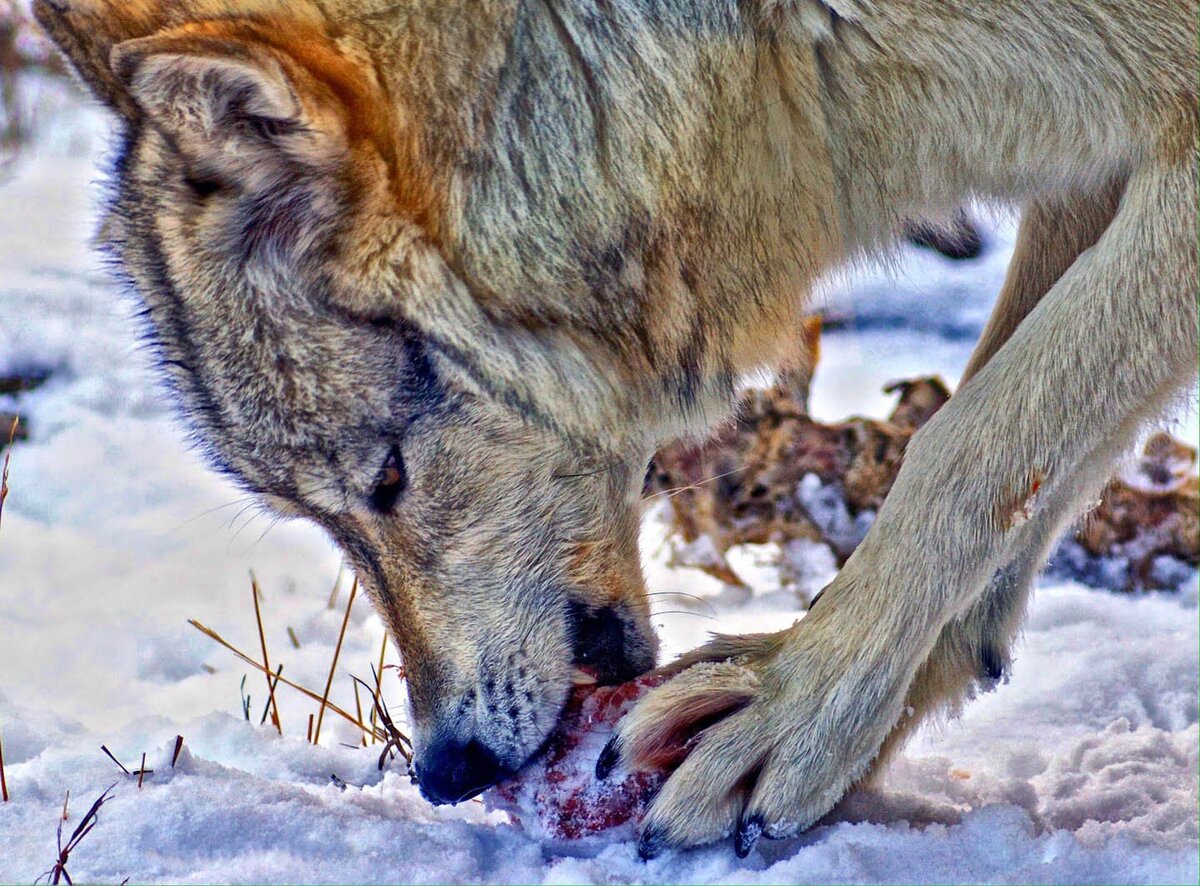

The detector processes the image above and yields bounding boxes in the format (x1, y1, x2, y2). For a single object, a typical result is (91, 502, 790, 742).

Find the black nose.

(568, 602, 657, 685)
(417, 738, 508, 806)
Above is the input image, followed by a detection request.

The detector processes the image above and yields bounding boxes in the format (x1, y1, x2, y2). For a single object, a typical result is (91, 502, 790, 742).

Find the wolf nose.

(417, 738, 508, 806)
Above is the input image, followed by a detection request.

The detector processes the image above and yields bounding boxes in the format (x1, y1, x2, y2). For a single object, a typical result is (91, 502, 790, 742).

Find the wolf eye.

(369, 448, 407, 514)
(184, 174, 222, 199)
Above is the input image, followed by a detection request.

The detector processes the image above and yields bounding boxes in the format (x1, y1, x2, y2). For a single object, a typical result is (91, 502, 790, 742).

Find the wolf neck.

(387, 2, 846, 448)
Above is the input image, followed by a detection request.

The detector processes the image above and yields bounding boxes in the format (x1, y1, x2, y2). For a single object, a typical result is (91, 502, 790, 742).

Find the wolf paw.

(597, 625, 908, 858)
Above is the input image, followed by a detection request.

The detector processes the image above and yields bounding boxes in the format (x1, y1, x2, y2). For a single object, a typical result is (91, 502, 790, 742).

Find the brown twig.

(0, 414, 18, 535)
(352, 679, 368, 748)
(61, 790, 69, 822)
(314, 579, 357, 745)
(100, 746, 152, 783)
(259, 665, 284, 727)
(306, 714, 314, 745)
(1, 730, 9, 802)
(370, 635, 387, 744)
(326, 569, 343, 610)
(171, 736, 185, 768)
(190, 618, 381, 741)
(99, 746, 130, 776)
(251, 574, 282, 735)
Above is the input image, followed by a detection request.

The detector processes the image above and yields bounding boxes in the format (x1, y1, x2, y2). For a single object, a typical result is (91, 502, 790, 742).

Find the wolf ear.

(110, 33, 342, 176)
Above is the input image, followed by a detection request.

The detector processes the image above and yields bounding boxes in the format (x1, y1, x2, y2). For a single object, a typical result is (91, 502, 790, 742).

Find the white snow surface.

(0, 94, 1197, 885)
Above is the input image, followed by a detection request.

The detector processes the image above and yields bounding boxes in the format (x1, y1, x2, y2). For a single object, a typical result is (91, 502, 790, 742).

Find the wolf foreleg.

(608, 158, 1199, 856)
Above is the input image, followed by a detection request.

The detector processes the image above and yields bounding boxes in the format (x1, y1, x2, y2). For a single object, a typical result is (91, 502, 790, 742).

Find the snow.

(0, 88, 1197, 885)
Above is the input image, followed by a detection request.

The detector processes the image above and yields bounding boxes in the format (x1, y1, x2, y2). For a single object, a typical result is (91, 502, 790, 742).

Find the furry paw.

(597, 622, 910, 858)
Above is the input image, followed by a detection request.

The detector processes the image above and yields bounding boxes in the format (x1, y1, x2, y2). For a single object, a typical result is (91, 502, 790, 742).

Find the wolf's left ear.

(110, 32, 348, 177)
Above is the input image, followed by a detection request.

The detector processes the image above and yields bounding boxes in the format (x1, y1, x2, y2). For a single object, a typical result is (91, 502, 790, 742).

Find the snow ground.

(0, 90, 1197, 885)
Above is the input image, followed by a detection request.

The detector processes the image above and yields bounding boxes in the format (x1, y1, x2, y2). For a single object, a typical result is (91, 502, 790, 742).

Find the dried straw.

(314, 579, 357, 745)
(251, 575, 282, 735)
(354, 666, 414, 769)
(326, 569, 343, 610)
(39, 784, 117, 886)
(370, 635, 387, 744)
(190, 618, 381, 741)
(0, 730, 9, 802)
(352, 679, 368, 748)
(99, 746, 130, 776)
(0, 414, 18, 534)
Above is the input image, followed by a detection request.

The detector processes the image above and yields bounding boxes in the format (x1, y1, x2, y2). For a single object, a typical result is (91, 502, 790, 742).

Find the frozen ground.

(0, 90, 1197, 885)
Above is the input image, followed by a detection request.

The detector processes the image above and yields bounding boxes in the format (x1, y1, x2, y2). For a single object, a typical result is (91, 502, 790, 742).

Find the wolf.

(35, 0, 1197, 859)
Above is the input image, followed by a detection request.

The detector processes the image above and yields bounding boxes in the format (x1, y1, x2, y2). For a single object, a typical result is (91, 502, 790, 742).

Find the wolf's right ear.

(110, 33, 340, 175)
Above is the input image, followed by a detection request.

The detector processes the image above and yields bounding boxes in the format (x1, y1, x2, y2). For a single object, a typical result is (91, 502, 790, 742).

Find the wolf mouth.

(567, 600, 654, 687)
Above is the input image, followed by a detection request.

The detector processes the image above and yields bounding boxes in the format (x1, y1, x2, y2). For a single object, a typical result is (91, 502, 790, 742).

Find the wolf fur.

(36, 0, 1198, 857)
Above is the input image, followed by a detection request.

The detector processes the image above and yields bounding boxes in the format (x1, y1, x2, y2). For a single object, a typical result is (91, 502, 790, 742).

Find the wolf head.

(34, 0, 678, 803)
(37, 0, 819, 803)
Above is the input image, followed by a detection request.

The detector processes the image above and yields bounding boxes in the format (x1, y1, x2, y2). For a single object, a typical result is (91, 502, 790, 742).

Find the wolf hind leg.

(962, 179, 1125, 384)
(868, 178, 1133, 766)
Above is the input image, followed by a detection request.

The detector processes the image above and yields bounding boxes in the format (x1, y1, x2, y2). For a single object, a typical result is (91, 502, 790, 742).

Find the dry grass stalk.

(190, 618, 383, 741)
(39, 784, 117, 886)
(352, 679, 368, 748)
(370, 635, 387, 744)
(353, 666, 414, 770)
(258, 665, 284, 727)
(100, 746, 152, 783)
(239, 675, 252, 721)
(99, 746, 130, 776)
(314, 578, 357, 745)
(306, 714, 314, 744)
(250, 575, 283, 735)
(171, 736, 184, 768)
(287, 626, 301, 649)
(0, 414, 18, 535)
(1, 729, 9, 802)
(327, 569, 343, 610)
(61, 790, 69, 821)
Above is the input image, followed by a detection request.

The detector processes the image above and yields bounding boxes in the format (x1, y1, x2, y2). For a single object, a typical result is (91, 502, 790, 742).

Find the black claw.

(637, 825, 666, 861)
(980, 644, 1006, 684)
(735, 815, 764, 859)
(596, 735, 620, 780)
